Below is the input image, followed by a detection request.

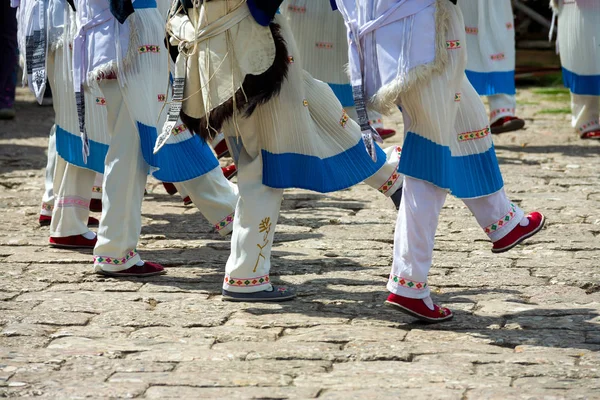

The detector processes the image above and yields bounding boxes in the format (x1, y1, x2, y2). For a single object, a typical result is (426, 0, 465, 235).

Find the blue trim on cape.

(133, 0, 156, 9)
(328, 83, 354, 108)
(55, 125, 107, 174)
(465, 70, 516, 96)
(399, 131, 504, 199)
(136, 122, 219, 183)
(261, 139, 386, 193)
(562, 67, 600, 96)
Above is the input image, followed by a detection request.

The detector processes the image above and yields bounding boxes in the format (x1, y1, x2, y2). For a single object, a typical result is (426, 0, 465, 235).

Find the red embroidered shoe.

(49, 234, 97, 249)
(490, 116, 525, 134)
(492, 211, 545, 253)
(182, 196, 193, 206)
(375, 127, 397, 140)
(581, 130, 600, 140)
(40, 215, 100, 228)
(222, 165, 237, 180)
(89, 198, 102, 213)
(96, 261, 166, 277)
(385, 293, 453, 323)
(213, 137, 230, 159)
(162, 182, 178, 195)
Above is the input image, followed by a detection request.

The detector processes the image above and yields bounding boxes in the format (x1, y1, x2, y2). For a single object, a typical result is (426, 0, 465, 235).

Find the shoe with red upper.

(89, 198, 102, 213)
(222, 165, 237, 180)
(182, 196, 193, 206)
(162, 182, 178, 195)
(213, 137, 230, 159)
(49, 234, 97, 249)
(492, 211, 545, 253)
(40, 215, 100, 227)
(96, 261, 166, 277)
(490, 116, 525, 134)
(376, 127, 397, 140)
(580, 130, 600, 140)
(385, 293, 453, 323)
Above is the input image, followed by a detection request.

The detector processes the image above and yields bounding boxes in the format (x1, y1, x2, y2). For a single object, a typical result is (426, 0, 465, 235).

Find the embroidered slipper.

(580, 130, 600, 140)
(375, 127, 397, 140)
(49, 234, 97, 249)
(222, 165, 237, 180)
(492, 211, 545, 253)
(89, 198, 102, 213)
(182, 196, 193, 206)
(222, 285, 296, 302)
(385, 293, 453, 323)
(162, 182, 178, 195)
(96, 261, 166, 277)
(490, 116, 525, 134)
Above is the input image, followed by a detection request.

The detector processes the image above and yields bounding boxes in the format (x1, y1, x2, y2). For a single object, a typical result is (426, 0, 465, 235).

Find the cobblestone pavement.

(0, 85, 599, 399)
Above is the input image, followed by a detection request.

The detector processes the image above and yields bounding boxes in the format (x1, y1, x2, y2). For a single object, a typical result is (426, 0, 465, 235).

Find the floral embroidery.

(316, 42, 334, 49)
(94, 249, 138, 266)
(214, 212, 234, 232)
(287, 5, 305, 13)
(506, 22, 513, 30)
(465, 27, 478, 34)
(224, 273, 270, 287)
(157, 94, 166, 102)
(454, 93, 461, 102)
(490, 108, 515, 120)
(303, 99, 309, 107)
(578, 120, 599, 132)
(378, 147, 402, 194)
(370, 118, 383, 125)
(485, 203, 517, 234)
(56, 196, 90, 209)
(95, 97, 106, 105)
(138, 45, 160, 54)
(446, 40, 461, 49)
(457, 127, 490, 142)
(288, 56, 295, 64)
(253, 217, 272, 273)
(340, 110, 349, 128)
(92, 186, 102, 193)
(491, 53, 505, 61)
(41, 202, 53, 212)
(389, 274, 428, 290)
(171, 124, 187, 136)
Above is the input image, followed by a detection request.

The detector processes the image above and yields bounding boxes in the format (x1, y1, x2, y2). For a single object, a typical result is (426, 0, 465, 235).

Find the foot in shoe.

(96, 261, 166, 277)
(49, 233, 97, 249)
(39, 215, 52, 226)
(182, 196, 193, 206)
(222, 285, 296, 302)
(490, 116, 525, 134)
(222, 165, 237, 180)
(89, 198, 102, 213)
(375, 127, 397, 140)
(87, 217, 100, 227)
(492, 211, 545, 253)
(385, 293, 453, 323)
(162, 182, 178, 195)
(580, 130, 600, 140)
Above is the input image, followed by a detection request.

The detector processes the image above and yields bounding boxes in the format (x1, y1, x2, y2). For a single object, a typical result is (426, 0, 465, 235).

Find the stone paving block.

(504, 314, 600, 331)
(1, 323, 56, 337)
(50, 325, 135, 339)
(144, 385, 322, 399)
(280, 325, 408, 343)
(21, 311, 92, 326)
(318, 388, 464, 400)
(226, 310, 351, 329)
(214, 341, 344, 362)
(465, 386, 593, 400)
(512, 376, 600, 390)
(129, 326, 283, 342)
(46, 280, 145, 292)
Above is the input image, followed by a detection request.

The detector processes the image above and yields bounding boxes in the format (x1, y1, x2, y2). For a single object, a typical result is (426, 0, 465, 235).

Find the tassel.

(352, 85, 382, 162)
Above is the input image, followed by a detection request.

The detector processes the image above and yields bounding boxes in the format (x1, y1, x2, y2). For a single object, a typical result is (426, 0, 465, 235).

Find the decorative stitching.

(157, 94, 166, 102)
(224, 273, 270, 287)
(465, 27, 478, 34)
(340, 110, 349, 128)
(389, 274, 428, 290)
(171, 124, 187, 136)
(370, 118, 383, 125)
(506, 22, 513, 30)
(578, 119, 599, 132)
(253, 217, 272, 273)
(484, 203, 517, 234)
(378, 147, 402, 194)
(491, 53, 505, 61)
(315, 42, 334, 49)
(287, 5, 305, 13)
(138, 45, 160, 53)
(94, 249, 138, 266)
(454, 93, 461, 102)
(457, 127, 490, 142)
(56, 196, 90, 209)
(490, 108, 515, 120)
(287, 55, 294, 64)
(95, 97, 106, 105)
(41, 202, 53, 212)
(303, 99, 309, 107)
(214, 212, 234, 232)
(446, 40, 461, 49)
(92, 186, 102, 193)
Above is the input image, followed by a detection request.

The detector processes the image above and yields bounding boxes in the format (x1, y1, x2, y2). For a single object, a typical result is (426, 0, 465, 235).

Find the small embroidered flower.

(157, 94, 166, 102)
(95, 97, 106, 105)
(315, 42, 334, 49)
(287, 5, 306, 13)
(303, 99, 309, 107)
(446, 40, 461, 49)
(288, 56, 295, 64)
(491, 53, 505, 61)
(138, 45, 160, 54)
(171, 124, 187, 136)
(340, 110, 349, 128)
(506, 22, 513, 30)
(465, 27, 479, 34)
(454, 93, 461, 102)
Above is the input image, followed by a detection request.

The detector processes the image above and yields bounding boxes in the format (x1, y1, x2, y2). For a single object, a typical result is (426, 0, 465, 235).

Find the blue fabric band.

(56, 125, 108, 174)
(465, 70, 516, 96)
(133, 0, 156, 9)
(562, 67, 600, 96)
(328, 83, 354, 108)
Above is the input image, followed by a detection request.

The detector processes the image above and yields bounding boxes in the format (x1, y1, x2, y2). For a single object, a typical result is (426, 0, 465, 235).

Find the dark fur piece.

(180, 23, 289, 141)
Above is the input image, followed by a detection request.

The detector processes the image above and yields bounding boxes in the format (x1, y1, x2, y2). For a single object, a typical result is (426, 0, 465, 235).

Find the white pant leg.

(462, 189, 524, 243)
(488, 93, 517, 123)
(41, 125, 57, 216)
(387, 177, 447, 299)
(93, 80, 148, 273)
(178, 167, 239, 236)
(571, 93, 600, 134)
(174, 182, 189, 200)
(363, 145, 403, 197)
(50, 156, 95, 237)
(91, 174, 103, 200)
(222, 121, 283, 294)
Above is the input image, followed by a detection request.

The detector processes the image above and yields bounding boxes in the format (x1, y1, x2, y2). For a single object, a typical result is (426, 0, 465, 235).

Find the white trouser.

(571, 93, 600, 134)
(387, 176, 524, 299)
(41, 125, 58, 216)
(92, 173, 103, 200)
(488, 93, 516, 124)
(222, 136, 402, 294)
(50, 155, 95, 237)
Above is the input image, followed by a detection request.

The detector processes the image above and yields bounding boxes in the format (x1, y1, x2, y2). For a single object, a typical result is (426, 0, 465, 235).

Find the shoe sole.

(89, 208, 102, 213)
(491, 215, 546, 254)
(39, 221, 51, 227)
(96, 270, 167, 277)
(224, 170, 238, 180)
(221, 293, 296, 302)
(216, 150, 230, 159)
(491, 119, 525, 134)
(385, 300, 454, 323)
(49, 243, 95, 249)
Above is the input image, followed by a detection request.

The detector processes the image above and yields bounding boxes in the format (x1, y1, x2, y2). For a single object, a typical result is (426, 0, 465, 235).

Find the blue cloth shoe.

(222, 285, 296, 302)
